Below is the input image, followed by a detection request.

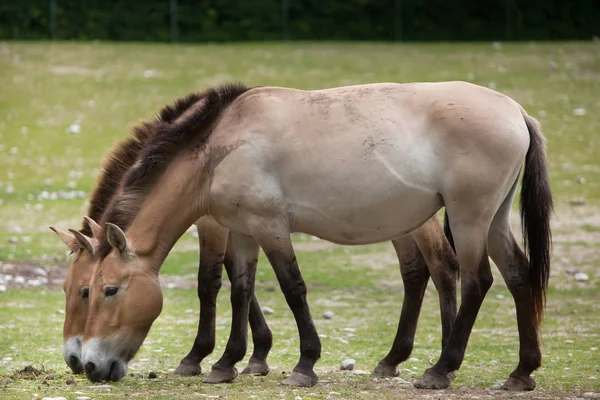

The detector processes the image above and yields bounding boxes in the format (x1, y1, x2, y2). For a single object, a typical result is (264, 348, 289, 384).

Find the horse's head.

(50, 217, 100, 374)
(82, 222, 163, 382)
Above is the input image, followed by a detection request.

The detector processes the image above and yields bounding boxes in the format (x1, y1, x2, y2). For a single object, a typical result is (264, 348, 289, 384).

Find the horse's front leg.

(204, 232, 260, 384)
(174, 218, 229, 376)
(253, 228, 320, 388)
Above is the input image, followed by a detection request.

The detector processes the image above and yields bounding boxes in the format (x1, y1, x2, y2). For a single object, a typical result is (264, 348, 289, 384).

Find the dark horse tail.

(520, 113, 553, 327)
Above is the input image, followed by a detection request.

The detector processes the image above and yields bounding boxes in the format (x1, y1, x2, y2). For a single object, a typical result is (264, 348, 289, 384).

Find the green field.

(0, 41, 599, 399)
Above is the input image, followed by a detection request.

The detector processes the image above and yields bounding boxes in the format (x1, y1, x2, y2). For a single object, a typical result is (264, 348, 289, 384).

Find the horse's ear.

(83, 216, 102, 239)
(49, 226, 78, 252)
(106, 223, 130, 255)
(69, 229, 95, 256)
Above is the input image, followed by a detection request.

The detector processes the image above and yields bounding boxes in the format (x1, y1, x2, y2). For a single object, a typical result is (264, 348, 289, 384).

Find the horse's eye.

(104, 286, 119, 297)
(80, 287, 89, 299)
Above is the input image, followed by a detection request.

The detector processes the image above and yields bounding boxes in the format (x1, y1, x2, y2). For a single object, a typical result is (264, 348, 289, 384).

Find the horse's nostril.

(69, 355, 79, 367)
(85, 362, 96, 374)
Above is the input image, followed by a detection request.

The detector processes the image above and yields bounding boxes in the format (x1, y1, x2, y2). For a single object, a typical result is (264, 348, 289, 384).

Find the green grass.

(0, 41, 599, 399)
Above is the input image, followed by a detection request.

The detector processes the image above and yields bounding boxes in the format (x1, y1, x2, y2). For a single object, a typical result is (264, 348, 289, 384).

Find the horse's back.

(209, 82, 530, 243)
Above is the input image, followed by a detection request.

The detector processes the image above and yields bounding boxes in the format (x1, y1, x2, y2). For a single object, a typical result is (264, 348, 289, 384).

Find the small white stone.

(496, 294, 505, 299)
(577, 176, 586, 184)
(262, 306, 274, 315)
(41, 397, 67, 400)
(570, 197, 586, 206)
(548, 61, 558, 70)
(0, 284, 6, 292)
(567, 353, 572, 357)
(492, 42, 502, 50)
(56, 309, 65, 315)
(342, 327, 356, 333)
(340, 359, 355, 371)
(575, 272, 589, 282)
(538, 110, 547, 118)
(185, 309, 194, 314)
(294, 396, 303, 400)
(323, 311, 334, 320)
(1, 356, 11, 361)
(573, 107, 586, 116)
(582, 392, 600, 398)
(565, 339, 575, 344)
(33, 267, 47, 277)
(591, 347, 598, 351)
(14, 276, 25, 284)
(488, 81, 497, 90)
(5, 185, 14, 194)
(408, 357, 419, 362)
(8, 237, 18, 244)
(10, 147, 18, 155)
(68, 123, 81, 134)
(143, 69, 158, 78)
(75, 397, 92, 400)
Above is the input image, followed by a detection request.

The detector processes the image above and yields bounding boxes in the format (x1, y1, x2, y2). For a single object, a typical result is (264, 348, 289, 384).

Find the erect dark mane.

(97, 82, 250, 258)
(80, 122, 154, 237)
(80, 91, 209, 237)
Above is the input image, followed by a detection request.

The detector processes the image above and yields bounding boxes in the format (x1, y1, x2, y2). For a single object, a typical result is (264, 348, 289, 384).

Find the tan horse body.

(52, 85, 458, 384)
(82, 82, 552, 391)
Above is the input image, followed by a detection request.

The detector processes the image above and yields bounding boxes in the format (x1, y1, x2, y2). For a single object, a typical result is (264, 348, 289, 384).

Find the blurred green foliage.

(0, 0, 598, 42)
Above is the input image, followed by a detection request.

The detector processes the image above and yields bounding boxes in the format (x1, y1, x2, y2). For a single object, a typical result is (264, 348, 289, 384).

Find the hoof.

(281, 370, 318, 387)
(241, 360, 270, 376)
(500, 375, 536, 391)
(173, 361, 201, 377)
(204, 365, 238, 384)
(414, 368, 450, 390)
(373, 363, 399, 377)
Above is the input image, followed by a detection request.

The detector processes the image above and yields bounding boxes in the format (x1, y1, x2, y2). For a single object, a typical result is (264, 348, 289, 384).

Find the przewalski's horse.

(53, 90, 459, 383)
(82, 81, 551, 390)
(49, 98, 274, 379)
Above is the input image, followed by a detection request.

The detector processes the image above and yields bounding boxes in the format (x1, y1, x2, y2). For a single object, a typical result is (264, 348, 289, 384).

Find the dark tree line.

(1, 0, 598, 41)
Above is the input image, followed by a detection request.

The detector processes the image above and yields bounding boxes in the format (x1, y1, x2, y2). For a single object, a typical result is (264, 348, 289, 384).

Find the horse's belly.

(290, 188, 443, 245)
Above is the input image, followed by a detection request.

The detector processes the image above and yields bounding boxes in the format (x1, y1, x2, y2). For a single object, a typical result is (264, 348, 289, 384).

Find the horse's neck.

(126, 158, 205, 270)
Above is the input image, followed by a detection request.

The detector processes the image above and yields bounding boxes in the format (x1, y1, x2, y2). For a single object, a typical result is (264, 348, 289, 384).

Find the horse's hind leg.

(174, 218, 229, 376)
(411, 215, 459, 368)
(374, 235, 430, 377)
(205, 232, 260, 384)
(488, 182, 540, 391)
(415, 211, 494, 389)
(374, 215, 458, 378)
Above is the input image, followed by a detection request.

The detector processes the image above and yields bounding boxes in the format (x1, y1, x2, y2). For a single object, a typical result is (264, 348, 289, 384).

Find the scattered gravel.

(340, 359, 355, 371)
(262, 306, 274, 315)
(575, 272, 590, 282)
(323, 311, 334, 320)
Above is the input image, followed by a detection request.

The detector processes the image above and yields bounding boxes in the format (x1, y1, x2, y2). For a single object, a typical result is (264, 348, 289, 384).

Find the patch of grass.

(1, 41, 599, 260)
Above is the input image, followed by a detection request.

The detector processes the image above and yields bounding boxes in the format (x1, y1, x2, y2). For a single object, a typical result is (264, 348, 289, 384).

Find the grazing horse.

(50, 102, 274, 379)
(52, 90, 459, 384)
(82, 81, 551, 391)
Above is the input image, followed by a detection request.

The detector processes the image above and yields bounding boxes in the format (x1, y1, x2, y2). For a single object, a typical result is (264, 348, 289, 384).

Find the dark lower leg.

(499, 240, 541, 391)
(375, 237, 429, 376)
(241, 295, 273, 375)
(205, 233, 259, 384)
(263, 248, 320, 387)
(415, 251, 492, 389)
(174, 257, 223, 376)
